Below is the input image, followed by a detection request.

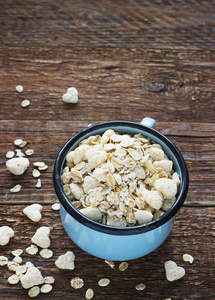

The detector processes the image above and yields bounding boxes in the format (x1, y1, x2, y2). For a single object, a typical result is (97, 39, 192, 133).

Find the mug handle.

(140, 117, 156, 129)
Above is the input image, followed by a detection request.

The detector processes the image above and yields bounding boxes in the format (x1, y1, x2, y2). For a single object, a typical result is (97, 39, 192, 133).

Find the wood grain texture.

(1, 47, 215, 122)
(0, 120, 214, 205)
(1, 0, 215, 49)
(0, 206, 214, 300)
(0, 0, 214, 299)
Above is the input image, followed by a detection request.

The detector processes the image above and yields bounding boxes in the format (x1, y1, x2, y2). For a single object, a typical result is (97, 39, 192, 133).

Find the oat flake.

(119, 261, 129, 271)
(85, 288, 94, 299)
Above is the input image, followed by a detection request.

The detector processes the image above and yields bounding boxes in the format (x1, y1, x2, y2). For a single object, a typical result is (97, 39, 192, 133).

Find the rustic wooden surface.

(0, 0, 215, 299)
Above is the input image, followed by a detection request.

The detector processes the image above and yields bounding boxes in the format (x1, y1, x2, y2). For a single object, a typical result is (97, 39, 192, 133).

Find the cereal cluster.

(62, 130, 180, 227)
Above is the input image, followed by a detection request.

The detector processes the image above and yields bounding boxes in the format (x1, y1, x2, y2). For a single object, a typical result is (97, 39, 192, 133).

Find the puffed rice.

(6, 157, 29, 175)
(98, 278, 110, 287)
(164, 260, 185, 282)
(0, 255, 8, 266)
(16, 85, 23, 93)
(40, 249, 53, 259)
(71, 277, 84, 289)
(41, 284, 52, 293)
(182, 253, 194, 264)
(55, 251, 75, 270)
(6, 151, 15, 158)
(20, 266, 44, 289)
(62, 130, 180, 227)
(8, 274, 20, 285)
(10, 184, 22, 193)
(31, 226, 51, 249)
(119, 261, 129, 271)
(85, 288, 94, 299)
(21, 99, 30, 108)
(62, 87, 78, 103)
(135, 283, 146, 291)
(44, 276, 55, 284)
(28, 286, 40, 297)
(26, 244, 38, 255)
(0, 226, 14, 246)
(23, 203, 43, 222)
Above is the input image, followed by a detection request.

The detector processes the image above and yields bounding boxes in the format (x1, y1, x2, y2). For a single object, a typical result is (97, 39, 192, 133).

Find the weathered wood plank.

(1, 159, 215, 206)
(0, 206, 214, 299)
(0, 47, 215, 122)
(1, 0, 215, 49)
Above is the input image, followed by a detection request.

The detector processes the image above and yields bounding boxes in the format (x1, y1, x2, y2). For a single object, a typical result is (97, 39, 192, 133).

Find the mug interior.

(53, 121, 189, 235)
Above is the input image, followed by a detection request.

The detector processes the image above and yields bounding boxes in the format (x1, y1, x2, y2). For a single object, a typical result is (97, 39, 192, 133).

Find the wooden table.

(0, 1, 214, 299)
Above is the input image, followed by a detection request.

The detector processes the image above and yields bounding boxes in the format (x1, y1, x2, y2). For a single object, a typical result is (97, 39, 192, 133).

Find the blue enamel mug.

(53, 117, 189, 261)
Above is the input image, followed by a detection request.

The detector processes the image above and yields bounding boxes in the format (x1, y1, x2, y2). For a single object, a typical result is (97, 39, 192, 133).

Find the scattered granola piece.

(14, 139, 23, 146)
(6, 151, 15, 159)
(44, 276, 55, 284)
(31, 227, 51, 249)
(36, 178, 42, 188)
(21, 99, 30, 108)
(10, 184, 22, 193)
(41, 284, 52, 293)
(20, 266, 44, 289)
(55, 251, 75, 270)
(7, 261, 19, 272)
(26, 261, 34, 268)
(28, 286, 40, 298)
(33, 162, 45, 168)
(25, 149, 34, 156)
(11, 249, 23, 257)
(40, 249, 53, 259)
(38, 164, 48, 171)
(98, 278, 110, 287)
(23, 204, 43, 222)
(164, 260, 185, 282)
(79, 207, 102, 222)
(16, 85, 24, 93)
(135, 283, 146, 291)
(32, 169, 40, 178)
(13, 255, 23, 264)
(105, 260, 115, 268)
(71, 277, 84, 289)
(0, 255, 8, 266)
(183, 254, 194, 264)
(6, 157, 29, 175)
(85, 288, 94, 299)
(62, 87, 78, 103)
(51, 203, 60, 211)
(19, 140, 27, 148)
(119, 262, 129, 272)
(15, 149, 25, 157)
(16, 264, 27, 275)
(26, 244, 38, 255)
(0, 226, 14, 246)
(8, 274, 20, 285)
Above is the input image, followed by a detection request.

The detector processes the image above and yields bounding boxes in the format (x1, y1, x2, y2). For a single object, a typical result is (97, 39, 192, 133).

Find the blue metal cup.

(53, 118, 189, 261)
